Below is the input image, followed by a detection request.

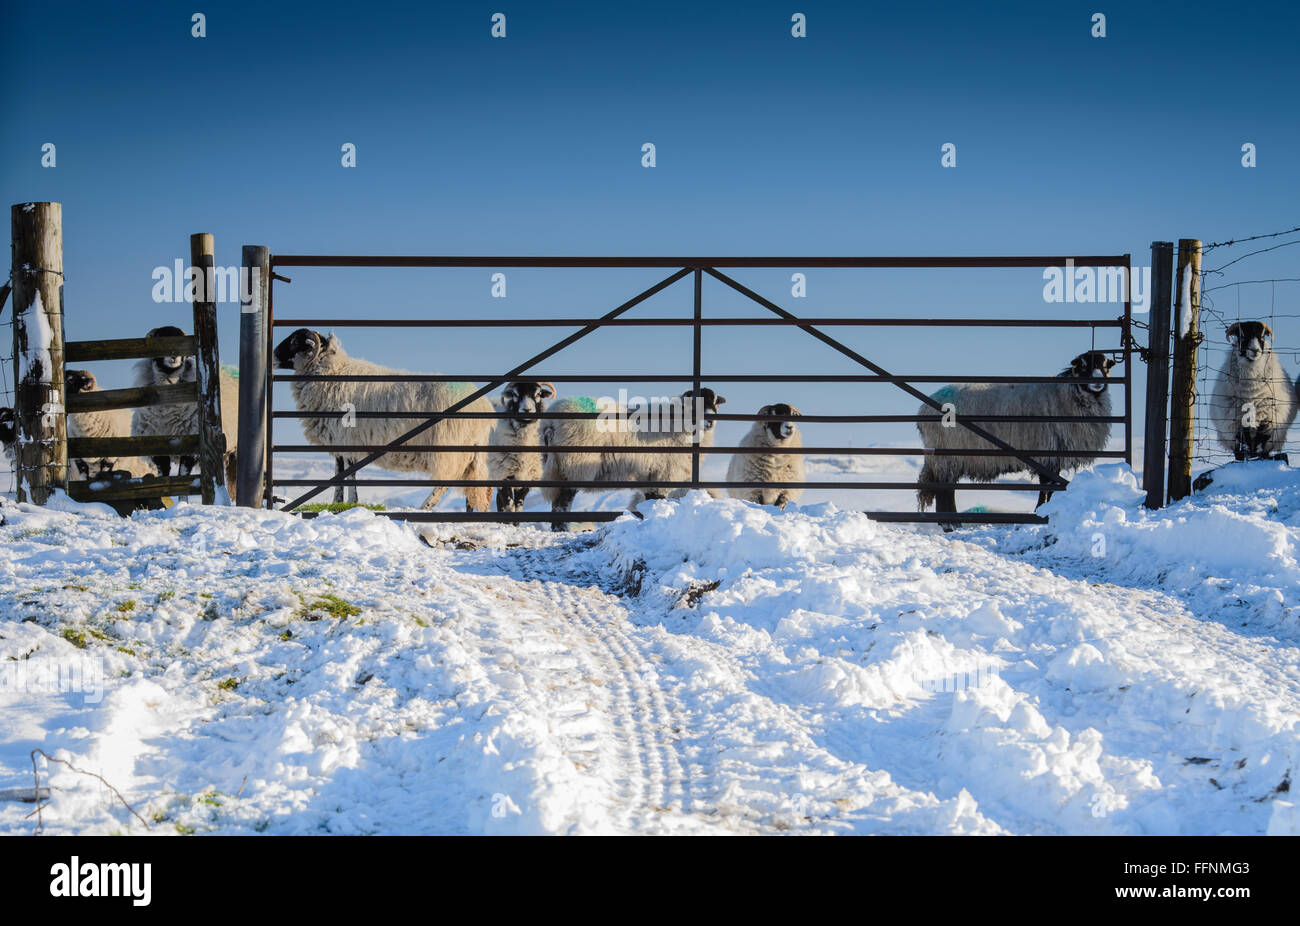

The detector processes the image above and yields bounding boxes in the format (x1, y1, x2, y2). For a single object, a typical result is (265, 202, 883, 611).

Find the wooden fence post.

(1142, 241, 1173, 508)
(191, 233, 225, 504)
(10, 202, 67, 504)
(1167, 238, 1201, 501)
(237, 245, 269, 507)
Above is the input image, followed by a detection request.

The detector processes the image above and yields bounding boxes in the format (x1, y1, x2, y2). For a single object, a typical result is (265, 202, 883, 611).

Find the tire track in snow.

(462, 566, 694, 832)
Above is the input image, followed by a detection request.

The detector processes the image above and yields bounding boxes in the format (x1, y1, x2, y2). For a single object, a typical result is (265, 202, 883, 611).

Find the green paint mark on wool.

(571, 396, 599, 413)
(221, 365, 238, 380)
(930, 386, 957, 403)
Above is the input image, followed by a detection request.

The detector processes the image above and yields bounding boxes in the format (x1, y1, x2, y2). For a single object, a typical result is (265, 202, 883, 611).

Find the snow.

(1, 461, 1297, 835)
(18, 289, 54, 385)
(1178, 263, 1194, 338)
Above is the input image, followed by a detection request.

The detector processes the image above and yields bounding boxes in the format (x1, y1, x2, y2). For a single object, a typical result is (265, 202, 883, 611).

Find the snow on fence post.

(10, 202, 67, 505)
(1142, 241, 1174, 508)
(1167, 238, 1201, 502)
(191, 233, 225, 505)
(236, 245, 269, 507)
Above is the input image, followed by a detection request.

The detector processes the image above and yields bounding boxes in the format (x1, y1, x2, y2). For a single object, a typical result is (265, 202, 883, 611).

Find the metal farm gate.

(237, 255, 1134, 526)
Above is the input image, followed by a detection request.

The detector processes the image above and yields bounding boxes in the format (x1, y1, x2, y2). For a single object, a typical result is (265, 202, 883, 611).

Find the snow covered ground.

(1, 460, 1297, 835)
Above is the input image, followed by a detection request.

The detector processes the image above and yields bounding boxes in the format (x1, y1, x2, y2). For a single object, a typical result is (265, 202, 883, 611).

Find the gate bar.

(271, 255, 1130, 269)
(278, 268, 693, 512)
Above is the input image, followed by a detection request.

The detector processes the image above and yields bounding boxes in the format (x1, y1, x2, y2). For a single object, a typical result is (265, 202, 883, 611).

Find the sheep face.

(681, 388, 725, 430)
(1068, 351, 1116, 394)
(0, 407, 15, 459)
(274, 328, 331, 371)
(500, 381, 555, 424)
(758, 403, 801, 441)
(144, 326, 195, 383)
(66, 369, 97, 394)
(1226, 321, 1273, 363)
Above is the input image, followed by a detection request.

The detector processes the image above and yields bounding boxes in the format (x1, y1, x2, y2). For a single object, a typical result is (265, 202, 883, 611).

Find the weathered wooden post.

(1142, 241, 1173, 508)
(1167, 238, 1201, 501)
(190, 233, 226, 504)
(10, 202, 67, 504)
(237, 245, 269, 507)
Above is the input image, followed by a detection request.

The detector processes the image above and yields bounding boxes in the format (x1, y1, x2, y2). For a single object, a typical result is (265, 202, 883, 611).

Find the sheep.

(487, 381, 555, 512)
(540, 387, 725, 530)
(64, 369, 151, 481)
(0, 407, 15, 470)
(915, 350, 1116, 521)
(273, 328, 493, 511)
(131, 326, 240, 496)
(1209, 321, 1298, 461)
(726, 403, 805, 508)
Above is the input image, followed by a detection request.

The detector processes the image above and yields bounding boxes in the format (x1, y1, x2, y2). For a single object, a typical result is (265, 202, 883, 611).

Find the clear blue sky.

(3, 0, 1297, 473)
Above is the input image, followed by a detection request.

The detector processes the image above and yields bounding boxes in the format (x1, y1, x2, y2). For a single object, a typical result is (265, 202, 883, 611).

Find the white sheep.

(1209, 321, 1298, 460)
(65, 369, 151, 481)
(916, 350, 1116, 519)
(726, 403, 805, 508)
(273, 328, 493, 511)
(487, 381, 555, 512)
(540, 387, 725, 529)
(131, 325, 240, 495)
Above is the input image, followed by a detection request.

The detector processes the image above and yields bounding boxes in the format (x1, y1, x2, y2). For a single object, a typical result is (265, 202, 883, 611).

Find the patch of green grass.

(197, 790, 224, 807)
(60, 626, 110, 648)
(116, 645, 138, 656)
(304, 593, 362, 620)
(157, 589, 176, 602)
(278, 631, 292, 641)
(217, 677, 240, 692)
(298, 502, 387, 514)
(412, 616, 430, 629)
(174, 823, 195, 835)
(113, 600, 136, 614)
(61, 583, 89, 592)
(199, 592, 214, 599)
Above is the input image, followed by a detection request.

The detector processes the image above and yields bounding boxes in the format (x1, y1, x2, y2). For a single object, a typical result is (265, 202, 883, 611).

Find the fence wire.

(1188, 227, 1300, 470)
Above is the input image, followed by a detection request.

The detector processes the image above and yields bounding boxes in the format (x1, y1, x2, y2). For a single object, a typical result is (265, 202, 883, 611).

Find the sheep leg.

(332, 456, 346, 504)
(495, 481, 518, 513)
(420, 486, 449, 511)
(151, 456, 172, 478)
(462, 454, 493, 512)
(934, 488, 957, 534)
(1035, 475, 1055, 508)
(550, 488, 576, 532)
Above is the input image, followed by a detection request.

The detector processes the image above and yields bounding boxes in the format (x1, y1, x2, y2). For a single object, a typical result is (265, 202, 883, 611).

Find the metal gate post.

(1142, 242, 1173, 508)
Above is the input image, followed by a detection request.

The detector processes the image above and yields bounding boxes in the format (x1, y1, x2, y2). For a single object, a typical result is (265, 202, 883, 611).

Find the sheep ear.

(1225, 323, 1242, 340)
(757, 404, 773, 416)
(714, 394, 726, 406)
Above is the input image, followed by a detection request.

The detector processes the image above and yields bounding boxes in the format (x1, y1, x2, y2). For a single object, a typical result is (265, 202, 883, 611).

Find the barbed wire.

(1201, 225, 1300, 253)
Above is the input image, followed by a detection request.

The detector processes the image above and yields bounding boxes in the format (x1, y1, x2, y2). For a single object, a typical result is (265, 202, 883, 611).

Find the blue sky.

(3, 0, 1297, 478)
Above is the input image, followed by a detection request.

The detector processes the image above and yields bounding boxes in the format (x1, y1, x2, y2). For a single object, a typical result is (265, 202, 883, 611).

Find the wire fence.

(1190, 227, 1300, 469)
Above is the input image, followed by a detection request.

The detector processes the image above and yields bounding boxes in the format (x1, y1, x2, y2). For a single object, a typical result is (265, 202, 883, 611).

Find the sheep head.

(273, 328, 339, 371)
(680, 387, 725, 430)
(1067, 351, 1116, 393)
(143, 326, 195, 383)
(500, 381, 555, 423)
(66, 369, 97, 394)
(758, 403, 801, 441)
(1225, 321, 1273, 362)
